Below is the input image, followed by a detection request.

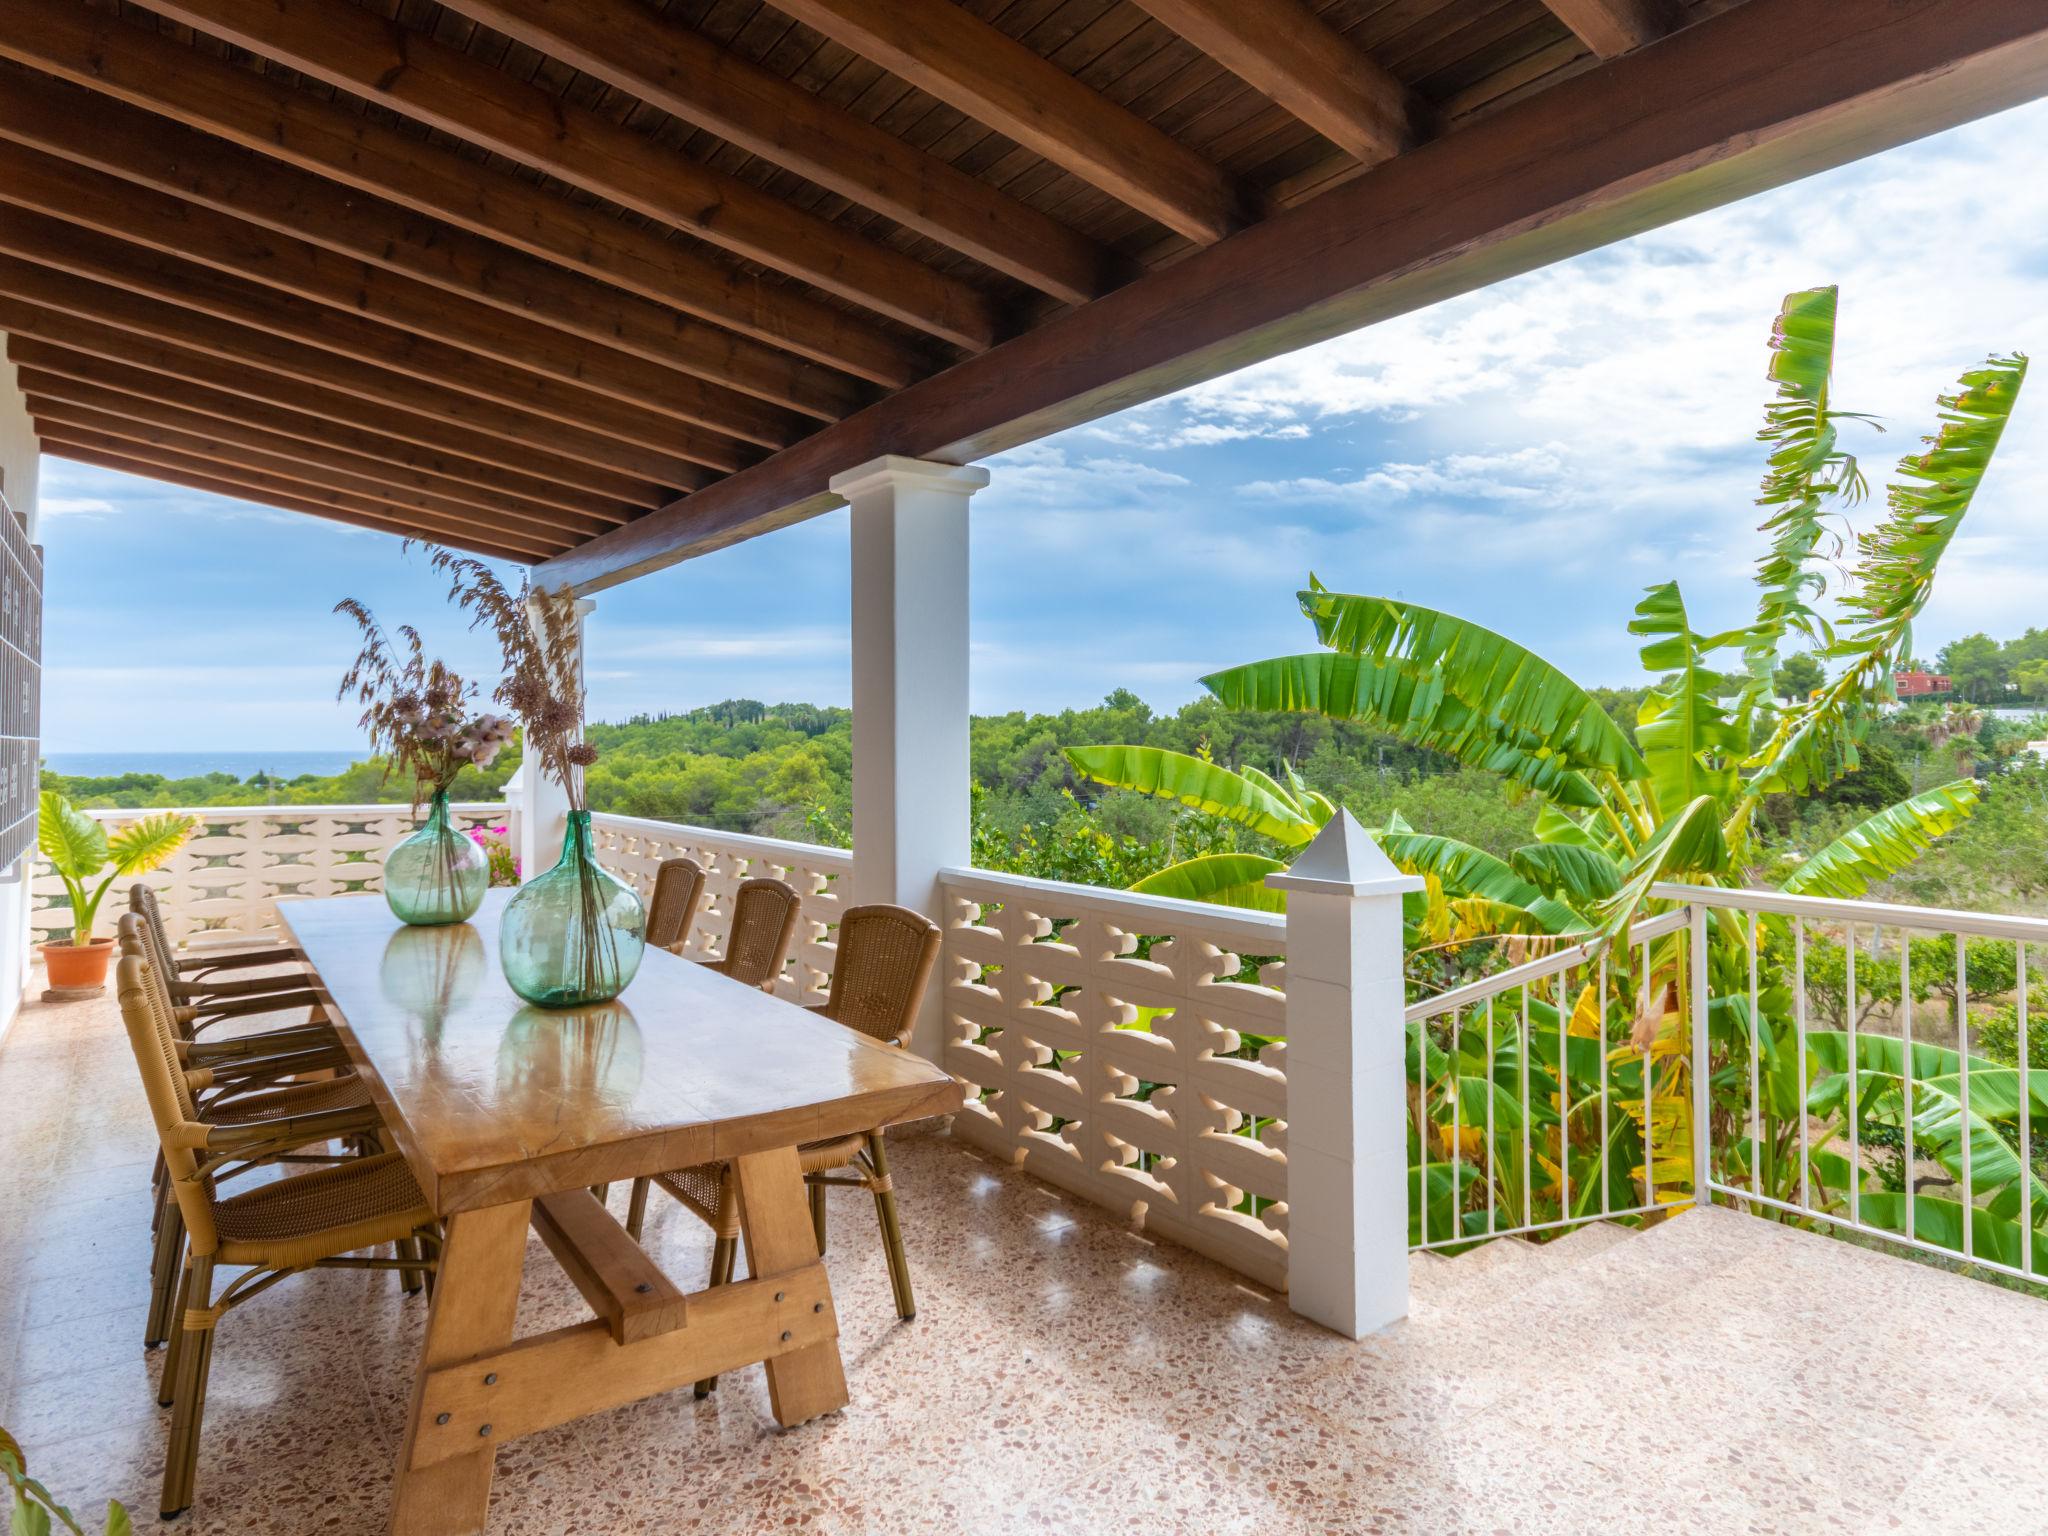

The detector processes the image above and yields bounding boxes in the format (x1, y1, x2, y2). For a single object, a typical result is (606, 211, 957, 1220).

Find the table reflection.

(496, 999, 645, 1118)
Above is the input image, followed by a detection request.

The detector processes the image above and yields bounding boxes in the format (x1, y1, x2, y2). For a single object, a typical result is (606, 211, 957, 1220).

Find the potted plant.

(431, 553, 645, 1006)
(336, 601, 514, 925)
(36, 791, 195, 997)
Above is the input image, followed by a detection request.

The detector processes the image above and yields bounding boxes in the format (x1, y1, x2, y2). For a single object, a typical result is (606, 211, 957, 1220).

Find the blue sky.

(37, 97, 2048, 752)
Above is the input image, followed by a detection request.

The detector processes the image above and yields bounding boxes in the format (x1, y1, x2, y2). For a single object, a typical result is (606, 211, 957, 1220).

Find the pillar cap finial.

(829, 454, 991, 501)
(1265, 809, 1424, 898)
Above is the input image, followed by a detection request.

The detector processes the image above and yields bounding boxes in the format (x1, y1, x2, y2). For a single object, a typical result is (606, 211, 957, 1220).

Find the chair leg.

(866, 1132, 916, 1321)
(159, 1259, 194, 1408)
(692, 1235, 739, 1399)
(808, 1181, 828, 1256)
(146, 1202, 186, 1348)
(625, 1177, 651, 1240)
(589, 1183, 611, 1205)
(160, 1254, 216, 1519)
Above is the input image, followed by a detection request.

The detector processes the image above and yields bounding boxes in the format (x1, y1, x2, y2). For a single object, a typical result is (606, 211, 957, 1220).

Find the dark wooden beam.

(0, 0, 932, 389)
(0, 278, 703, 503)
(1538, 0, 1687, 58)
(766, 0, 1253, 243)
(142, 0, 1004, 350)
(0, 63, 867, 425)
(0, 152, 787, 463)
(1123, 0, 1421, 164)
(41, 436, 563, 563)
(0, 218, 727, 486)
(10, 346, 631, 526)
(25, 390, 608, 543)
(438, 0, 1126, 306)
(534, 0, 2048, 593)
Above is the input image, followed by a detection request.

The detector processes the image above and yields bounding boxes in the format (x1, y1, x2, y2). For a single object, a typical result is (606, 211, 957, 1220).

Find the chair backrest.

(115, 918, 220, 1255)
(645, 857, 707, 954)
(819, 904, 941, 1046)
(714, 877, 802, 990)
(131, 881, 171, 956)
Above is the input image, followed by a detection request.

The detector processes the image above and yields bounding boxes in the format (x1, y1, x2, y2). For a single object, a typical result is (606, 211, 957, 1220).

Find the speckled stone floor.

(5, 986, 2048, 1535)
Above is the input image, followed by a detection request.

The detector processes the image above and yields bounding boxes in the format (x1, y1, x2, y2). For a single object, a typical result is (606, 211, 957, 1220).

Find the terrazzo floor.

(5, 985, 2048, 1535)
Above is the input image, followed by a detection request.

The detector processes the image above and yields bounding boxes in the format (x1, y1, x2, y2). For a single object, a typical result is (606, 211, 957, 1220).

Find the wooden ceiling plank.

(5, 333, 647, 519)
(0, 262, 709, 497)
(0, 206, 742, 480)
(40, 436, 565, 563)
(1538, 0, 1684, 58)
(0, 0, 931, 390)
(0, 133, 810, 455)
(20, 381, 612, 541)
(767, 0, 1255, 243)
(1124, 0, 1419, 164)
(434, 0, 1128, 305)
(135, 0, 1005, 349)
(532, 0, 2048, 593)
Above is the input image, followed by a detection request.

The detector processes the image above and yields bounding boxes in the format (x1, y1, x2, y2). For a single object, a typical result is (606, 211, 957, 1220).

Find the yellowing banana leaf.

(1781, 780, 1979, 898)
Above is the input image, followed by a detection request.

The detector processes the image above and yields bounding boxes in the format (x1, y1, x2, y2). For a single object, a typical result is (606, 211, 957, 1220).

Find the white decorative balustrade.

(31, 803, 506, 949)
(588, 813, 852, 1007)
(938, 867, 1290, 1290)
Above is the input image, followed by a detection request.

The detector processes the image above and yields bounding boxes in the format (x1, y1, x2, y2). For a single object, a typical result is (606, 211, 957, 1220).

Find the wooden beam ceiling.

(141, 0, 1005, 350)
(534, 0, 2048, 593)
(435, 0, 1127, 305)
(0, 0, 932, 390)
(1123, 0, 1423, 164)
(1538, 0, 1687, 58)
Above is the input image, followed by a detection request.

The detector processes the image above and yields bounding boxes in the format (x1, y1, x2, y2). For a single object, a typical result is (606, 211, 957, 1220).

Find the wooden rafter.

(6, 334, 644, 520)
(140, 0, 1005, 351)
(21, 379, 613, 541)
(436, 0, 1126, 306)
(0, 0, 931, 390)
(0, 210, 736, 481)
(765, 0, 1254, 243)
(1538, 0, 1686, 58)
(40, 437, 564, 563)
(1123, 0, 1421, 164)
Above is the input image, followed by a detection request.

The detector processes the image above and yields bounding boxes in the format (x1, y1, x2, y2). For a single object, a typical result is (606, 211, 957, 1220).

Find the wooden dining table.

(276, 890, 963, 1536)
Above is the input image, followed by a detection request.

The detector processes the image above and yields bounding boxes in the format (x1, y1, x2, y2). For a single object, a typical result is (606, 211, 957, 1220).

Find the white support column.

(515, 595, 595, 882)
(1268, 811, 1424, 1339)
(831, 454, 988, 1062)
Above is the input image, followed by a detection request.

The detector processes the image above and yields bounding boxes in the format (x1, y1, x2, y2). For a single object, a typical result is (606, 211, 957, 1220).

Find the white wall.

(0, 334, 42, 1043)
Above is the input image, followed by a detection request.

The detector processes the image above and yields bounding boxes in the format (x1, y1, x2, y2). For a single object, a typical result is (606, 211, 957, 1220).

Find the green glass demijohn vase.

(499, 810, 646, 1007)
(383, 790, 488, 925)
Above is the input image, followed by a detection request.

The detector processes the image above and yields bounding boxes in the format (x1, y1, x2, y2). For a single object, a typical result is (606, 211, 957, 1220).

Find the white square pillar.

(831, 455, 988, 1061)
(1268, 811, 1424, 1339)
(516, 594, 595, 882)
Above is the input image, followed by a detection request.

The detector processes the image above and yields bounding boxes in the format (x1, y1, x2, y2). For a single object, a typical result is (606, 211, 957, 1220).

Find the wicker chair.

(131, 882, 308, 991)
(114, 950, 437, 1520)
(627, 903, 940, 1397)
(644, 857, 707, 954)
(703, 876, 802, 989)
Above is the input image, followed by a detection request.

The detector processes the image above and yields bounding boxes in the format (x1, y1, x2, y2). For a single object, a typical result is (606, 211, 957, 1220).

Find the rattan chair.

(132, 883, 308, 990)
(644, 857, 707, 954)
(626, 903, 940, 1397)
(115, 950, 437, 1520)
(703, 876, 802, 989)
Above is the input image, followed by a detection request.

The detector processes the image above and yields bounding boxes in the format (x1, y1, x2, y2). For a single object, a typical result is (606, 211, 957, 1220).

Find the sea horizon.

(44, 749, 367, 781)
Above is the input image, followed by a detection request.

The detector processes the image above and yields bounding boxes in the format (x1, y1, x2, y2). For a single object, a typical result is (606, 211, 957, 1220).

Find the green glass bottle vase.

(383, 790, 488, 926)
(498, 810, 646, 1007)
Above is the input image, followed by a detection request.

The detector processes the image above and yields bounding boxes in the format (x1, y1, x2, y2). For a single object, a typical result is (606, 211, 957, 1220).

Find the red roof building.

(1897, 670, 1953, 698)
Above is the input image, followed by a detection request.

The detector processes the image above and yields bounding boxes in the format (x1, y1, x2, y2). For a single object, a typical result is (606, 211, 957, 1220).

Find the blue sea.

(44, 750, 365, 781)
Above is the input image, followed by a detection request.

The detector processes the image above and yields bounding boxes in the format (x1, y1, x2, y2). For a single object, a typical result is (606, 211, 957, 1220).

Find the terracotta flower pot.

(41, 937, 116, 1000)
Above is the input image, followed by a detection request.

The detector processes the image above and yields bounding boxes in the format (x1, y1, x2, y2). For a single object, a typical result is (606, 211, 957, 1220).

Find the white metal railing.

(589, 813, 851, 1006)
(1653, 882, 2046, 1289)
(938, 866, 1290, 1289)
(32, 803, 506, 949)
(1404, 908, 1694, 1251)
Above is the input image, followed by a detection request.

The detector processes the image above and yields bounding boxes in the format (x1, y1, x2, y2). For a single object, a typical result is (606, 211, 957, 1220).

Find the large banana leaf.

(1780, 780, 1979, 898)
(1629, 583, 1746, 817)
(107, 812, 196, 877)
(1509, 843, 1623, 907)
(1598, 794, 1728, 936)
(1064, 745, 1315, 846)
(1296, 586, 1646, 780)
(1855, 1193, 2048, 1279)
(1377, 830, 1545, 910)
(36, 790, 108, 879)
(1202, 652, 1604, 808)
(1129, 854, 1289, 912)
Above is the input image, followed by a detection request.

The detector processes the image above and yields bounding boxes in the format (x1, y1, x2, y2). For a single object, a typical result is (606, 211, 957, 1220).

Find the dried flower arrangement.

(334, 600, 515, 799)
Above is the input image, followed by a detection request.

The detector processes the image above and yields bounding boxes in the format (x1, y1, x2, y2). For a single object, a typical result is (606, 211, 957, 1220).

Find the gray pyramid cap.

(1265, 809, 1426, 898)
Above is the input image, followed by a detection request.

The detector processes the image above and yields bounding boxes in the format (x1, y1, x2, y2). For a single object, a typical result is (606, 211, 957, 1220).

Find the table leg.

(734, 1147, 849, 1427)
(390, 1201, 532, 1536)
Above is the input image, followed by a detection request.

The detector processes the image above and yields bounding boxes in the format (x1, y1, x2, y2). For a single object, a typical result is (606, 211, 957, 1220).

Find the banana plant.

(36, 791, 196, 945)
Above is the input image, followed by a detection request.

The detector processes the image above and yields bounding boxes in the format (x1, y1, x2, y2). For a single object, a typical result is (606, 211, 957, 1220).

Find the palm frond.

(1780, 779, 1979, 899)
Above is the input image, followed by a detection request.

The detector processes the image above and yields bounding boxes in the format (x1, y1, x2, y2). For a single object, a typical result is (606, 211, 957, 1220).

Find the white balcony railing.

(938, 867, 1291, 1290)
(588, 813, 852, 1007)
(31, 803, 506, 949)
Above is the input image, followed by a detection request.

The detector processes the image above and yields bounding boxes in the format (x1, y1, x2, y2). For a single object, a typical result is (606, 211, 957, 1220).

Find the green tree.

(1938, 632, 2007, 702)
(2015, 657, 2048, 701)
(1775, 651, 1824, 700)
